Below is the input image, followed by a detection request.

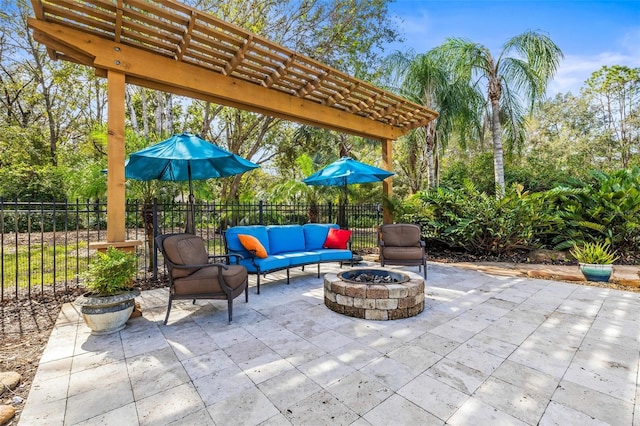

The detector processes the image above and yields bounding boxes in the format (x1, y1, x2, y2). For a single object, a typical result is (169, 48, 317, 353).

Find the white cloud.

(548, 24, 640, 97)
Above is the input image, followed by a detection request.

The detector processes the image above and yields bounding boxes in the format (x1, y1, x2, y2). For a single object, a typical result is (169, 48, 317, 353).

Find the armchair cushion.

(163, 234, 209, 278)
(238, 234, 268, 258)
(381, 224, 421, 247)
(174, 264, 248, 295)
(323, 228, 351, 249)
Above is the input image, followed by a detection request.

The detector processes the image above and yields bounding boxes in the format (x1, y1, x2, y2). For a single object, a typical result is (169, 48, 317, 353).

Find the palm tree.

(385, 51, 482, 190)
(432, 31, 563, 195)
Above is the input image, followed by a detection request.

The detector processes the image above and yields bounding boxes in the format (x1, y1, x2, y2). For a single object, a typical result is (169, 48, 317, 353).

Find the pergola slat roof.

(30, 0, 438, 137)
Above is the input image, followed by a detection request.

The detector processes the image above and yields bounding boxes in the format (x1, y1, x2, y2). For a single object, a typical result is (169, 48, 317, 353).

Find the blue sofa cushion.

(312, 249, 353, 262)
(267, 225, 306, 254)
(226, 225, 270, 258)
(282, 251, 321, 266)
(238, 254, 290, 273)
(303, 223, 339, 250)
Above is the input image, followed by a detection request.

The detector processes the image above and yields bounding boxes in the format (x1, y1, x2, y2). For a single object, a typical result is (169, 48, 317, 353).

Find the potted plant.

(74, 247, 140, 334)
(570, 241, 619, 282)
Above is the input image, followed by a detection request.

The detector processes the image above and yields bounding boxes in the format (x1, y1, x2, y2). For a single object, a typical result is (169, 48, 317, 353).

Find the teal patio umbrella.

(126, 133, 259, 234)
(302, 156, 394, 227)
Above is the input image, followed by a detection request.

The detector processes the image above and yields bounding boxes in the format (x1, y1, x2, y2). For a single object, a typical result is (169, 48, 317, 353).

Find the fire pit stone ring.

(324, 268, 425, 320)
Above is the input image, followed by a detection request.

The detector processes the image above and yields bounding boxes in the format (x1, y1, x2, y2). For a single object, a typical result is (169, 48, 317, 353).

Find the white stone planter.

(74, 290, 140, 335)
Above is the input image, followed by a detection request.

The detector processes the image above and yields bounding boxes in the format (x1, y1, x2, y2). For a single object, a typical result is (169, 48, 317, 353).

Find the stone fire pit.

(324, 268, 425, 320)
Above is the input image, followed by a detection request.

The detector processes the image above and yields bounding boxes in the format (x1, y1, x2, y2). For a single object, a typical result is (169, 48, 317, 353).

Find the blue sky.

(386, 0, 640, 95)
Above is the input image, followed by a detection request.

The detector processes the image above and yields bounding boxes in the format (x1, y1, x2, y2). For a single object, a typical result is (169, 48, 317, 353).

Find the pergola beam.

(29, 19, 407, 141)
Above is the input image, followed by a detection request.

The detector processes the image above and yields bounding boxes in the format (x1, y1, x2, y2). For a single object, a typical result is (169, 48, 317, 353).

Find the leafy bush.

(570, 242, 618, 264)
(553, 167, 640, 255)
(82, 247, 138, 296)
(399, 182, 563, 255)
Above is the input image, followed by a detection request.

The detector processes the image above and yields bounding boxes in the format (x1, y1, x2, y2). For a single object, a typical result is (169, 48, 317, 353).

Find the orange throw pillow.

(323, 228, 352, 249)
(238, 234, 268, 258)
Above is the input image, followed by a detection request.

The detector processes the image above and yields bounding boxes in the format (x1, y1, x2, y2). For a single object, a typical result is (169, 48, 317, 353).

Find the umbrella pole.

(185, 163, 196, 234)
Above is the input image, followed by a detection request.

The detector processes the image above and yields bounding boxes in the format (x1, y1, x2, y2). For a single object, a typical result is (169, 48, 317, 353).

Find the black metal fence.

(0, 198, 382, 300)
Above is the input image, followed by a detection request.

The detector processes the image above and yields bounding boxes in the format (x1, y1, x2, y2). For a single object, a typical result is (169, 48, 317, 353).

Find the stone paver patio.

(20, 262, 640, 425)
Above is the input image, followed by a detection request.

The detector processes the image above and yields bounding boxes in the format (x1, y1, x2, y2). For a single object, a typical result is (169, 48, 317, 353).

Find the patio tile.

(38, 323, 77, 363)
(31, 356, 72, 382)
(192, 364, 255, 406)
(162, 323, 219, 361)
(325, 370, 392, 415)
(448, 396, 528, 426)
(17, 397, 66, 425)
(258, 413, 294, 426)
(462, 332, 518, 359)
(74, 327, 123, 356)
(481, 321, 537, 346)
(539, 401, 610, 426)
(282, 390, 359, 425)
(271, 338, 327, 366)
(426, 323, 476, 344)
(136, 382, 205, 425)
(67, 360, 129, 396)
(508, 344, 575, 379)
(165, 408, 215, 425)
(207, 388, 279, 426)
(445, 344, 505, 375)
(362, 394, 442, 426)
(65, 379, 134, 425)
(425, 358, 488, 394)
(181, 348, 236, 381)
(473, 376, 548, 425)
(72, 402, 138, 426)
(238, 351, 295, 384)
(298, 354, 357, 387)
(121, 325, 170, 358)
(360, 355, 422, 391)
(21, 374, 69, 405)
(385, 343, 442, 373)
(411, 331, 460, 356)
(308, 329, 356, 352)
(257, 368, 322, 411)
(331, 341, 381, 370)
(397, 373, 470, 421)
(562, 359, 637, 403)
(202, 323, 255, 348)
(491, 359, 558, 399)
(223, 336, 273, 365)
(551, 379, 634, 425)
(126, 347, 190, 400)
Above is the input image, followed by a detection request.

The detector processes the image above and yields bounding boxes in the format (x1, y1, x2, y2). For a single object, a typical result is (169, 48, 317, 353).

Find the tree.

(582, 65, 640, 168)
(385, 50, 482, 191)
(432, 31, 563, 195)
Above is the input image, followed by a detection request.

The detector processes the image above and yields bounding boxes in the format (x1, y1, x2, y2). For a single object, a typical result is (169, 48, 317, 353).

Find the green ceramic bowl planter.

(570, 242, 618, 282)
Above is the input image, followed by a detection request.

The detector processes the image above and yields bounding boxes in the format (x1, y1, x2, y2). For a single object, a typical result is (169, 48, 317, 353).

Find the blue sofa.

(224, 224, 353, 293)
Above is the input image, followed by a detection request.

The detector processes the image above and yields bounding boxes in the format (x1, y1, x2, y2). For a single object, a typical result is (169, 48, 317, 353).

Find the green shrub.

(399, 182, 563, 255)
(570, 242, 618, 264)
(82, 247, 138, 296)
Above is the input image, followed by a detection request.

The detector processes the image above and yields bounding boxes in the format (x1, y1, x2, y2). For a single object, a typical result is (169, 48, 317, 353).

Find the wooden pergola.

(28, 0, 438, 249)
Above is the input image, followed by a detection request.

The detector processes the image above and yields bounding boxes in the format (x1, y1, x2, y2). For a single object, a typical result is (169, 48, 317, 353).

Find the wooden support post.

(107, 70, 126, 243)
(381, 138, 393, 224)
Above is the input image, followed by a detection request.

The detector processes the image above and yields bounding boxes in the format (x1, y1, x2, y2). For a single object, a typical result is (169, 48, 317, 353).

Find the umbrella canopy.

(302, 157, 394, 228)
(126, 133, 259, 233)
(302, 156, 394, 187)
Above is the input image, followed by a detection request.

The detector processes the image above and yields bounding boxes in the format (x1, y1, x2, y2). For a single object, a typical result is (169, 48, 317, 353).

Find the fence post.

(259, 200, 264, 225)
(153, 197, 158, 279)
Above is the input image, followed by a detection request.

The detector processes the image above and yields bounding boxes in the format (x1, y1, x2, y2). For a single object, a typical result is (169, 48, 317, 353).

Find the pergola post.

(381, 138, 393, 224)
(107, 70, 126, 243)
(90, 70, 140, 253)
